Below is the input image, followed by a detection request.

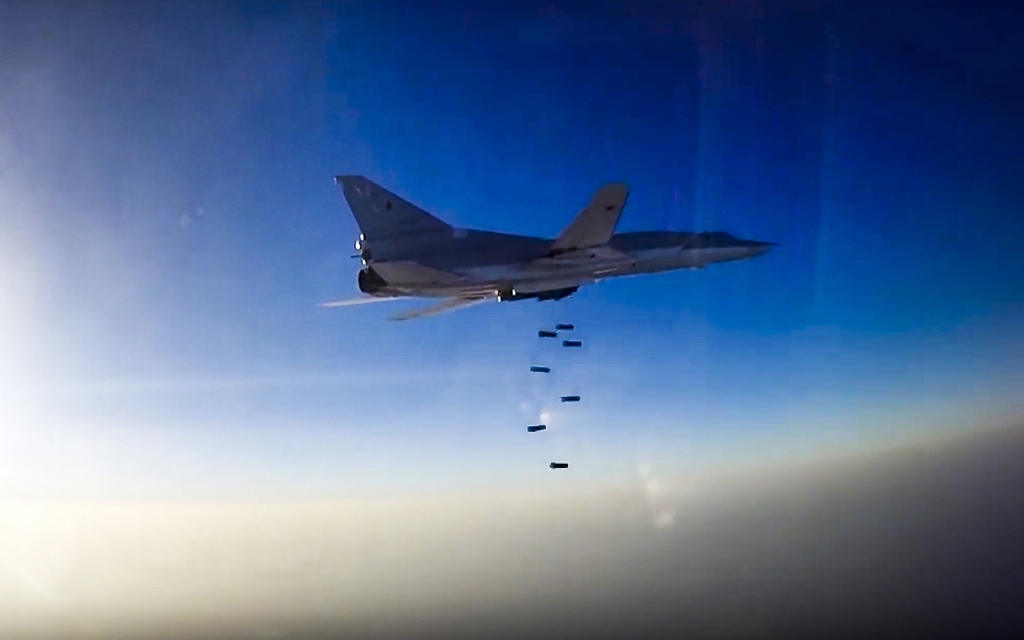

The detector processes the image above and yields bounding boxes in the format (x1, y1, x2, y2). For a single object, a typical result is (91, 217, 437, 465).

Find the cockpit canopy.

(694, 231, 740, 246)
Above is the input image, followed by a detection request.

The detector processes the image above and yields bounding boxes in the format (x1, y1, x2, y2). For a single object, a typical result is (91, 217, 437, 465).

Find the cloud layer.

(2, 423, 1022, 639)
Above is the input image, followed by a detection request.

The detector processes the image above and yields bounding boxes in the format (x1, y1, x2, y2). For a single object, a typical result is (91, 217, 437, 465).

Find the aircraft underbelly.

(457, 258, 619, 284)
(626, 247, 747, 271)
(420, 251, 671, 294)
(373, 247, 752, 297)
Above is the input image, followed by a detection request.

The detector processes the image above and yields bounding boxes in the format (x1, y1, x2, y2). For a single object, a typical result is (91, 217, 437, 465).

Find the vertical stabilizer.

(336, 175, 452, 240)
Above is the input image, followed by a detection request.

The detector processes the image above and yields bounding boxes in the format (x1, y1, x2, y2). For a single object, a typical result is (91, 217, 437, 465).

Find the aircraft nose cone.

(748, 241, 777, 257)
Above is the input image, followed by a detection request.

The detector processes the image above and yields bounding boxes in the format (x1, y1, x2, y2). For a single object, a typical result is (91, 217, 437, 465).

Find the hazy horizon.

(3, 421, 1023, 638)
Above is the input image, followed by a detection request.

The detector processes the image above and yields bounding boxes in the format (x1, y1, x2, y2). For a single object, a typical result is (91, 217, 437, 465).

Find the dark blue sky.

(1, 1, 1023, 498)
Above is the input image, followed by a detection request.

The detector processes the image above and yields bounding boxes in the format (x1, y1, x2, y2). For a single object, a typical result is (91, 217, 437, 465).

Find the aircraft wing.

(549, 182, 629, 253)
(389, 296, 492, 322)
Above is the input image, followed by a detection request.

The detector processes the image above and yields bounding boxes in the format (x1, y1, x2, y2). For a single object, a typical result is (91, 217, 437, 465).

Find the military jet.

(324, 176, 775, 320)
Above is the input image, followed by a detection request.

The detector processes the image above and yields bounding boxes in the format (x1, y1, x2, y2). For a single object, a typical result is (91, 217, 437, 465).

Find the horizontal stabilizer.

(389, 296, 492, 321)
(550, 182, 629, 253)
(336, 175, 452, 240)
(320, 296, 404, 308)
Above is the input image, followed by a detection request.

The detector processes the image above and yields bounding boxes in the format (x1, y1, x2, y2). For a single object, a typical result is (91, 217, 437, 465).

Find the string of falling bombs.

(529, 322, 580, 470)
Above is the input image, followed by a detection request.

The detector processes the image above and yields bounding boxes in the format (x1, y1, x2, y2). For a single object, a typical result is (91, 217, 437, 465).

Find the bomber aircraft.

(324, 176, 775, 320)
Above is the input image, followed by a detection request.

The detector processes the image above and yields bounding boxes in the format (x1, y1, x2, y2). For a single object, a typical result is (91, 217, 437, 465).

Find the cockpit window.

(697, 232, 736, 246)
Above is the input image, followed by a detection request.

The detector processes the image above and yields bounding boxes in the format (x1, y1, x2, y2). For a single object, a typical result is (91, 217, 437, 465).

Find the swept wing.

(548, 182, 629, 253)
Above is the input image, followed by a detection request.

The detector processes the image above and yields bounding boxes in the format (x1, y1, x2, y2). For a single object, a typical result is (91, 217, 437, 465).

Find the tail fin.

(335, 175, 452, 240)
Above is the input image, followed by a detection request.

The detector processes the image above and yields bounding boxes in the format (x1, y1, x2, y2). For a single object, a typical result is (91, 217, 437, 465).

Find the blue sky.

(1, 1, 1023, 501)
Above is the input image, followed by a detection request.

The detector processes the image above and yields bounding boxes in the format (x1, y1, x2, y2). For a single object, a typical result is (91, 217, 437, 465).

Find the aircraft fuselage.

(329, 175, 776, 319)
(357, 229, 774, 300)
